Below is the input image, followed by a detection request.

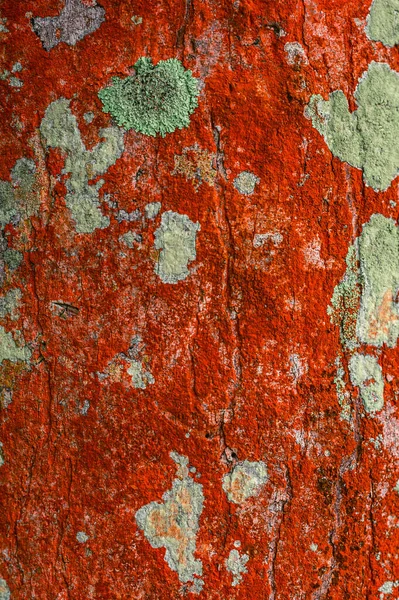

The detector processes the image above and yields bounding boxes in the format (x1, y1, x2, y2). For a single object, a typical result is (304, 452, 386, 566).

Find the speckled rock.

(1, 0, 399, 598)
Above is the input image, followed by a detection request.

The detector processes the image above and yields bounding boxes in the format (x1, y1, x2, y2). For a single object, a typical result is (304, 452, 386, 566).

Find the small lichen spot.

(154, 211, 200, 284)
(222, 460, 268, 504)
(233, 171, 260, 195)
(226, 549, 249, 586)
(0, 578, 10, 600)
(76, 531, 89, 543)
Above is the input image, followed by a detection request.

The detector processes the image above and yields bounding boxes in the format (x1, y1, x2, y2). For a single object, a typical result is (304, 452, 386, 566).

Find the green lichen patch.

(0, 288, 22, 320)
(144, 202, 161, 219)
(0, 157, 38, 228)
(135, 452, 204, 589)
(226, 549, 249, 587)
(154, 211, 200, 284)
(305, 62, 399, 191)
(349, 352, 384, 413)
(357, 214, 399, 347)
(233, 171, 260, 195)
(222, 460, 268, 504)
(127, 359, 154, 390)
(98, 57, 199, 137)
(0, 577, 10, 600)
(366, 0, 399, 47)
(329, 214, 399, 349)
(0, 326, 31, 365)
(40, 98, 124, 233)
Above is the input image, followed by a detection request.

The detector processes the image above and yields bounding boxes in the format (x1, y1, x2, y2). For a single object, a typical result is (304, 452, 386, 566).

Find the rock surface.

(1, 0, 399, 598)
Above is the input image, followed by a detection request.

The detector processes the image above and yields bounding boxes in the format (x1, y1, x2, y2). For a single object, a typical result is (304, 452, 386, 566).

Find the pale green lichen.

(0, 157, 37, 227)
(76, 531, 89, 543)
(379, 580, 399, 594)
(0, 442, 4, 467)
(40, 98, 124, 233)
(0, 289, 22, 320)
(0, 578, 10, 600)
(98, 57, 199, 137)
(357, 214, 399, 347)
(366, 0, 399, 47)
(222, 460, 268, 504)
(226, 549, 249, 586)
(145, 202, 161, 219)
(0, 326, 31, 365)
(233, 171, 260, 195)
(349, 353, 384, 413)
(329, 214, 399, 416)
(329, 214, 399, 349)
(127, 359, 154, 390)
(135, 452, 204, 590)
(305, 62, 399, 191)
(154, 211, 200, 284)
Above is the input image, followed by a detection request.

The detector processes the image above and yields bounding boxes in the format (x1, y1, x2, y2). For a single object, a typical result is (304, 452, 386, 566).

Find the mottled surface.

(1, 0, 399, 598)
(32, 0, 105, 51)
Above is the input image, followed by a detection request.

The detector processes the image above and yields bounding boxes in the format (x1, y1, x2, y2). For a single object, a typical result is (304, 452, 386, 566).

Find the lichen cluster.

(98, 57, 199, 137)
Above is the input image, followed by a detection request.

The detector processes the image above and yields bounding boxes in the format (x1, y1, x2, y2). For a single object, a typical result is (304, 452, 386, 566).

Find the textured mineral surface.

(1, 0, 399, 598)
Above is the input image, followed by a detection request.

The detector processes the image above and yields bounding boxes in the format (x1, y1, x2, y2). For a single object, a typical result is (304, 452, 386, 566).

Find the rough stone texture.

(1, 0, 399, 598)
(32, 0, 105, 51)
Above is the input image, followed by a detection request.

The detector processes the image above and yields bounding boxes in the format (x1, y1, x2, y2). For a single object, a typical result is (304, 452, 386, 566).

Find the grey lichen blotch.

(76, 531, 89, 543)
(0, 157, 37, 227)
(154, 211, 200, 284)
(0, 326, 31, 365)
(145, 202, 161, 219)
(305, 62, 399, 191)
(0, 289, 22, 320)
(349, 353, 384, 413)
(0, 578, 10, 600)
(329, 214, 399, 348)
(222, 460, 268, 504)
(356, 214, 399, 347)
(226, 549, 249, 586)
(135, 452, 204, 589)
(366, 0, 399, 47)
(32, 0, 105, 51)
(127, 359, 154, 390)
(40, 98, 124, 233)
(233, 171, 260, 195)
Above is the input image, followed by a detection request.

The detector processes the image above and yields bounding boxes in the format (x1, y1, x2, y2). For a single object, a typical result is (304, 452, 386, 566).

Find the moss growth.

(305, 62, 399, 191)
(366, 0, 399, 47)
(40, 98, 124, 233)
(98, 57, 199, 137)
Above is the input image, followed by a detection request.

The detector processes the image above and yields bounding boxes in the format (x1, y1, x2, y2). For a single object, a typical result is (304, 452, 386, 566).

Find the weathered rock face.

(1, 0, 399, 598)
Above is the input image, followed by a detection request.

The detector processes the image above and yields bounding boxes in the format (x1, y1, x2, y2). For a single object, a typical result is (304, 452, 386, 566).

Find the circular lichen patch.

(98, 57, 199, 137)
